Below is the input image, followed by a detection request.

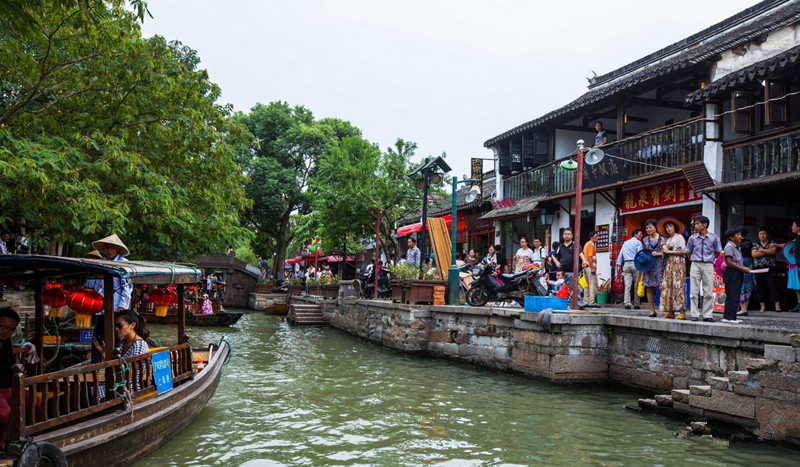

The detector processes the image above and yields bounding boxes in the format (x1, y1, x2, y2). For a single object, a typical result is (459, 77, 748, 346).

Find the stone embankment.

(293, 295, 800, 444)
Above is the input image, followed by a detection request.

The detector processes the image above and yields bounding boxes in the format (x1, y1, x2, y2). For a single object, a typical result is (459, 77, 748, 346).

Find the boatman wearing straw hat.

(91, 234, 133, 311)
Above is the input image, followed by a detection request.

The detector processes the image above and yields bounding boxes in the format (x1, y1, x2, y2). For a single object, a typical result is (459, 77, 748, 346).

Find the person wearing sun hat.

(91, 234, 132, 311)
(85, 249, 105, 293)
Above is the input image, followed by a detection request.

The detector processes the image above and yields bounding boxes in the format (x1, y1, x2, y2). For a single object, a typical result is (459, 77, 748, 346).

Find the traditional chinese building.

(481, 0, 800, 290)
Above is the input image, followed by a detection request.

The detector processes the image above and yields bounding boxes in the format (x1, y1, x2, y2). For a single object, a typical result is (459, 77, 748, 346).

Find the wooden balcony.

(503, 117, 706, 200)
(722, 130, 800, 183)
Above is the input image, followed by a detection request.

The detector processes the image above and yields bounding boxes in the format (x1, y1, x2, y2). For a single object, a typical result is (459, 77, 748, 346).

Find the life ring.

(15, 441, 68, 467)
(186, 311, 195, 322)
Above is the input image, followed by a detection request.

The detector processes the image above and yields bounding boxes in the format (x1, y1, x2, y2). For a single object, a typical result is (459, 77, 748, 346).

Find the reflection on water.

(136, 313, 798, 466)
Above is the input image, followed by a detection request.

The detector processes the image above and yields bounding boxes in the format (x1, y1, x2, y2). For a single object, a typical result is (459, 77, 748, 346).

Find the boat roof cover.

(0, 255, 203, 284)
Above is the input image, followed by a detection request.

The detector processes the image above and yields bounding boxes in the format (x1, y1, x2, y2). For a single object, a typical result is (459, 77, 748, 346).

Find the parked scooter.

(359, 265, 392, 299)
(466, 260, 546, 307)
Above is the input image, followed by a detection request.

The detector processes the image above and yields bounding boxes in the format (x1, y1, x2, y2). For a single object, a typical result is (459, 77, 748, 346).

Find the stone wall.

(322, 298, 800, 443)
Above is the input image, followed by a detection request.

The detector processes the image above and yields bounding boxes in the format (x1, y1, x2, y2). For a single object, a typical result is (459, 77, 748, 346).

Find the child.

(548, 270, 566, 296)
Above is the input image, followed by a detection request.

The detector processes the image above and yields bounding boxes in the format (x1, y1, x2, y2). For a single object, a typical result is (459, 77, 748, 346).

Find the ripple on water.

(136, 313, 800, 466)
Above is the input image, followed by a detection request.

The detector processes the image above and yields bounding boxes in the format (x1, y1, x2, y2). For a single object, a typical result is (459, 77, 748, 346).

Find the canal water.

(137, 312, 798, 466)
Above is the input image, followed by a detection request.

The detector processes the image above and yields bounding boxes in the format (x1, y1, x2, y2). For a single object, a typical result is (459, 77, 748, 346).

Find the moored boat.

(138, 309, 243, 326)
(0, 255, 231, 466)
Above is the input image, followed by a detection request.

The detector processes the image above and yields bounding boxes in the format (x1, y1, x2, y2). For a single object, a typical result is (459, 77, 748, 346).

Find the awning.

(396, 214, 466, 237)
(319, 255, 355, 262)
(479, 198, 539, 221)
(284, 256, 303, 265)
(696, 171, 800, 194)
(682, 162, 716, 192)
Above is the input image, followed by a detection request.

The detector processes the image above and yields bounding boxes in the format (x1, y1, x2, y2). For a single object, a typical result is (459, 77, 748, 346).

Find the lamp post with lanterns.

(409, 156, 451, 277)
(448, 178, 481, 305)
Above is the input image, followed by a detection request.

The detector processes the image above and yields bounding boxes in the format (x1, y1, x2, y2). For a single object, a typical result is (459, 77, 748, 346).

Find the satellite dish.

(585, 148, 605, 166)
(465, 186, 480, 203)
(559, 159, 578, 171)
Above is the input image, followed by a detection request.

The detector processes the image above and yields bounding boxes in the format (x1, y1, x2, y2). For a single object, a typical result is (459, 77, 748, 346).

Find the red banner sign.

(621, 179, 702, 213)
(491, 197, 517, 210)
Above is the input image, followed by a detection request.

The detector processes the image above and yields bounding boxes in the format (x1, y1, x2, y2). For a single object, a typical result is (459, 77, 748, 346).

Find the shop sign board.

(622, 179, 702, 213)
(595, 224, 610, 253)
(582, 155, 625, 189)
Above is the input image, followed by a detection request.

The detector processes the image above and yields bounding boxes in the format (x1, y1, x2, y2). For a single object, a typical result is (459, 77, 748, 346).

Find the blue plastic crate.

(524, 295, 543, 312)
(525, 296, 570, 312)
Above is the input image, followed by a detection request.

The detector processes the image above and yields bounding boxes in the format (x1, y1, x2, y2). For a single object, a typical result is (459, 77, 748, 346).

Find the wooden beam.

(555, 124, 617, 135)
(624, 115, 649, 123)
(616, 104, 625, 140)
(630, 97, 697, 110)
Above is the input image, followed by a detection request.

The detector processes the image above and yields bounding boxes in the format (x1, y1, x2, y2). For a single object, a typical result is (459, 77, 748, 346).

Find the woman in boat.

(200, 293, 214, 315)
(0, 308, 37, 441)
(92, 310, 150, 396)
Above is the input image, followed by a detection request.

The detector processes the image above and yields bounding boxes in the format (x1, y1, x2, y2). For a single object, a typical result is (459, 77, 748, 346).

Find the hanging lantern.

(148, 286, 178, 317)
(67, 288, 104, 328)
(41, 284, 68, 318)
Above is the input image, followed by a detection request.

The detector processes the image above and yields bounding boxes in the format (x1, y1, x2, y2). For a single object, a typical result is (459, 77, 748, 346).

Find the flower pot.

(322, 284, 339, 299)
(256, 283, 272, 293)
(596, 291, 608, 305)
(404, 280, 447, 305)
(289, 284, 303, 295)
(390, 280, 406, 303)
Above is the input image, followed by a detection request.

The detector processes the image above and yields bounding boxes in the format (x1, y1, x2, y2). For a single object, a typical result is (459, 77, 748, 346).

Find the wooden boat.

(138, 309, 243, 326)
(0, 255, 230, 466)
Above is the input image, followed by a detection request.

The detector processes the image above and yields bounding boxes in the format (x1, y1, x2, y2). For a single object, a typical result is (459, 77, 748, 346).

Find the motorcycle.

(466, 260, 547, 307)
(359, 266, 392, 299)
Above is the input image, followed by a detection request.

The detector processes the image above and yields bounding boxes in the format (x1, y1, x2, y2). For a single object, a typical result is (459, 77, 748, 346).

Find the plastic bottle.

(196, 358, 205, 371)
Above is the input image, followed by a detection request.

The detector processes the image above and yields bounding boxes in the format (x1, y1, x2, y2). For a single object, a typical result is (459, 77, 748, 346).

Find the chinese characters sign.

(491, 197, 516, 210)
(621, 179, 702, 213)
(151, 350, 174, 395)
(595, 224, 610, 253)
(582, 156, 625, 189)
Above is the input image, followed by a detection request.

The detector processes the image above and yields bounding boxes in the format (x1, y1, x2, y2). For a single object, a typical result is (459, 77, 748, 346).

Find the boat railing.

(8, 342, 193, 439)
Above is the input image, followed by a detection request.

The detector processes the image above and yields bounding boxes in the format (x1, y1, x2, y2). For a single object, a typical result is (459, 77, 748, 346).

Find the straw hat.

(86, 249, 104, 259)
(91, 234, 130, 257)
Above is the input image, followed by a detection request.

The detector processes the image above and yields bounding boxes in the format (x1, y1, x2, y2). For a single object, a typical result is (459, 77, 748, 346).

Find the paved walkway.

(591, 302, 800, 329)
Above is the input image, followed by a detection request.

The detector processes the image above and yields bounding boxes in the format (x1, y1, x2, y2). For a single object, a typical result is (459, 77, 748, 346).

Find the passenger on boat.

(91, 234, 132, 311)
(85, 249, 104, 293)
(0, 308, 38, 442)
(93, 310, 150, 397)
(200, 294, 214, 314)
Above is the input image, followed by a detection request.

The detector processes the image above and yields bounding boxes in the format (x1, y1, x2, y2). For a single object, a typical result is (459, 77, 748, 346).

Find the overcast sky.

(140, 0, 758, 182)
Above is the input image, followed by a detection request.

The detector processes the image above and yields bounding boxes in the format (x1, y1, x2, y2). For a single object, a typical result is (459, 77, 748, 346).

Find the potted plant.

(287, 277, 304, 295)
(405, 267, 447, 305)
(388, 263, 417, 303)
(320, 275, 339, 299)
(256, 278, 272, 294)
(306, 277, 322, 296)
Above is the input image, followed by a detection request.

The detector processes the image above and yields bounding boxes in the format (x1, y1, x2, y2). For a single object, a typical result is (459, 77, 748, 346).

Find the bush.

(388, 263, 419, 280)
(287, 277, 304, 286)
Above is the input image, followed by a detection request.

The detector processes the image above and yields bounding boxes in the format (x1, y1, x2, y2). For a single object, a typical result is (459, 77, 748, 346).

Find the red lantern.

(147, 286, 178, 317)
(67, 288, 104, 328)
(41, 284, 68, 318)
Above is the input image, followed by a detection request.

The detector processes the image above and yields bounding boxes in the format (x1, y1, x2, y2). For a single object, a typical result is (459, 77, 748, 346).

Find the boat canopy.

(0, 255, 203, 284)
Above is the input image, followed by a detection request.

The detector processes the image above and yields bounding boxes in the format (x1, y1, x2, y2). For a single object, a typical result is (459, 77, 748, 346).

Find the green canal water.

(136, 312, 798, 466)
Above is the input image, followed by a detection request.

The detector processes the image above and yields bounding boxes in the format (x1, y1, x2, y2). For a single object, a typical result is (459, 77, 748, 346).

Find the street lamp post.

(571, 141, 586, 311)
(448, 177, 480, 305)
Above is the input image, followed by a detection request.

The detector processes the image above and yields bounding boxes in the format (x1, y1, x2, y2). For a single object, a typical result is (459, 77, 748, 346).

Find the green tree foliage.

(306, 137, 422, 260)
(234, 102, 360, 276)
(0, 2, 250, 259)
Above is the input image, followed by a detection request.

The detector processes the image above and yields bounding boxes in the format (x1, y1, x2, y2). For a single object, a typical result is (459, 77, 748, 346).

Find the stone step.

(727, 370, 749, 383)
(689, 385, 712, 397)
(671, 389, 690, 404)
(708, 376, 731, 390)
(655, 394, 673, 407)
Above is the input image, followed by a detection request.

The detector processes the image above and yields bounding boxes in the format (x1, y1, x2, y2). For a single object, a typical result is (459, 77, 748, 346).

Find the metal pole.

(448, 177, 460, 305)
(571, 143, 584, 310)
(419, 169, 430, 279)
(374, 209, 380, 299)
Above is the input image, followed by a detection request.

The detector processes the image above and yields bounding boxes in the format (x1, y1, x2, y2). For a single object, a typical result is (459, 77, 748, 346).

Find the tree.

(306, 137, 423, 261)
(234, 102, 360, 277)
(0, 3, 250, 259)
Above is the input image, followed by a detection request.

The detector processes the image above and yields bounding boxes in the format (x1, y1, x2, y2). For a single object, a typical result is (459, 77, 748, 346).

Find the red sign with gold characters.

(621, 179, 702, 213)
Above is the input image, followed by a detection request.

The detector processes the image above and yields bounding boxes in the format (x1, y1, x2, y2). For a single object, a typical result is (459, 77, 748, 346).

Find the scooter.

(466, 260, 546, 307)
(359, 266, 392, 299)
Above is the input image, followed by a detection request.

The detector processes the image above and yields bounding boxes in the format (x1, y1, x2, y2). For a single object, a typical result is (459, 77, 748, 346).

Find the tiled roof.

(685, 44, 800, 103)
(484, 0, 800, 147)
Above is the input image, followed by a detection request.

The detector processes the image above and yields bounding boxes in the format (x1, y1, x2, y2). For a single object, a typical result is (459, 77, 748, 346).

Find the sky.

(139, 0, 759, 184)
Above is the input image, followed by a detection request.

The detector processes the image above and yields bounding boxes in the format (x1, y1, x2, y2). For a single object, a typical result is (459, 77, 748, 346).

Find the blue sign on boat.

(79, 330, 93, 343)
(151, 351, 173, 394)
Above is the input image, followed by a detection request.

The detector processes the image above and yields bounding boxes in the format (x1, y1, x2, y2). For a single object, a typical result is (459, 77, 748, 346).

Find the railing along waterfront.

(503, 117, 706, 200)
(722, 129, 800, 183)
(9, 343, 193, 438)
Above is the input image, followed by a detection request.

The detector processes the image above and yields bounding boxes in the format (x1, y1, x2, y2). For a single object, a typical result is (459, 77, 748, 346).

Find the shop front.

(620, 176, 704, 239)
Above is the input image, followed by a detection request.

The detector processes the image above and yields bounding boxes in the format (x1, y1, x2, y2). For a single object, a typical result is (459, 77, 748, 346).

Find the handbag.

(636, 276, 645, 297)
(611, 270, 624, 295)
(578, 271, 588, 289)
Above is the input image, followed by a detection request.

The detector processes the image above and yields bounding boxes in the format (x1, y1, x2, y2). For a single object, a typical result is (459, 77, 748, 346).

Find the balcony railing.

(503, 117, 706, 200)
(723, 130, 800, 183)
